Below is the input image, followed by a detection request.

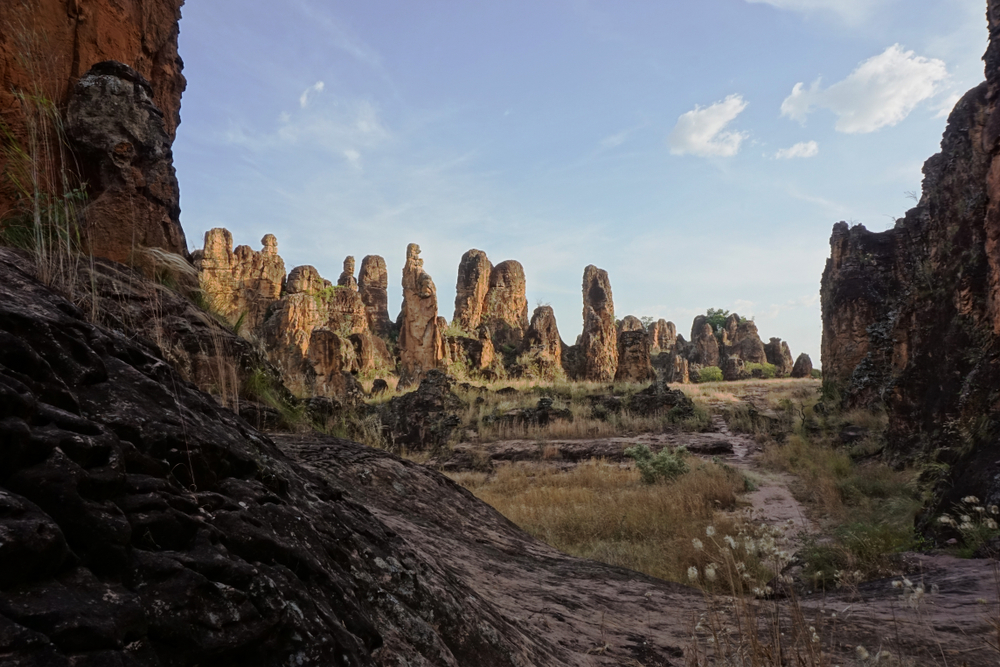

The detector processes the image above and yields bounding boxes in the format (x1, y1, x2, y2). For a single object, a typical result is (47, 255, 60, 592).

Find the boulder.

(617, 315, 644, 333)
(377, 370, 462, 451)
(358, 254, 392, 336)
(398, 243, 445, 387)
(337, 255, 358, 290)
(764, 337, 795, 377)
(286, 265, 329, 295)
(689, 315, 720, 368)
(483, 259, 529, 348)
(628, 381, 696, 418)
(67, 61, 188, 263)
(452, 249, 493, 330)
(791, 353, 814, 378)
(195, 228, 286, 331)
(580, 265, 618, 382)
(722, 356, 744, 382)
(520, 306, 564, 379)
(722, 315, 768, 364)
(615, 330, 656, 383)
(648, 319, 677, 352)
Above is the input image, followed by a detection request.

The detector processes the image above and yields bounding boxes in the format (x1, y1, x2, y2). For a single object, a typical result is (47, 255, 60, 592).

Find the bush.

(810, 368, 823, 379)
(743, 362, 776, 379)
(694, 366, 723, 383)
(624, 444, 689, 484)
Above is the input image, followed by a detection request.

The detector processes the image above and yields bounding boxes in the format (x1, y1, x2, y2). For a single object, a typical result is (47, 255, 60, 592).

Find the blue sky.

(174, 0, 986, 365)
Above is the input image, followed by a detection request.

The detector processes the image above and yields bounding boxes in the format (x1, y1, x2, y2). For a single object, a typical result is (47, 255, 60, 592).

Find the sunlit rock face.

(398, 243, 445, 387)
(579, 265, 618, 382)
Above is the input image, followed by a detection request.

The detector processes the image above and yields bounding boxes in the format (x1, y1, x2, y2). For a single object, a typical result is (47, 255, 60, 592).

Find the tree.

(704, 308, 729, 333)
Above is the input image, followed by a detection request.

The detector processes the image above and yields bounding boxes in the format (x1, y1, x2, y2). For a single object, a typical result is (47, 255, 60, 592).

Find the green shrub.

(743, 362, 776, 379)
(810, 368, 823, 379)
(694, 366, 723, 383)
(624, 444, 689, 484)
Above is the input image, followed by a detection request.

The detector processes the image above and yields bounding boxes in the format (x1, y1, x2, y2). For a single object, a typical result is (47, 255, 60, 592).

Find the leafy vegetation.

(624, 443, 689, 483)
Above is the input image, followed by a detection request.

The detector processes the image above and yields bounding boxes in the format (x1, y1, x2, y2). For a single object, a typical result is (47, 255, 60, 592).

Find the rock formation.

(195, 228, 286, 330)
(689, 315, 720, 368)
(337, 255, 358, 290)
(482, 260, 530, 348)
(649, 319, 677, 352)
(618, 315, 644, 333)
(358, 254, 391, 336)
(764, 337, 795, 377)
(67, 61, 187, 262)
(615, 330, 656, 383)
(721, 315, 768, 365)
(398, 243, 445, 387)
(452, 249, 492, 330)
(579, 265, 618, 382)
(522, 305, 564, 376)
(791, 353, 813, 379)
(0, 0, 186, 262)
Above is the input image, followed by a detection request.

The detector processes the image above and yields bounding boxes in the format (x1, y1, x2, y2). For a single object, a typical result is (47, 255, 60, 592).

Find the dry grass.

(451, 459, 761, 585)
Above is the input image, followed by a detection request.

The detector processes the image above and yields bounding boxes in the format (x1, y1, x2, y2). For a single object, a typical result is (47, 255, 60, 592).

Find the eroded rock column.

(580, 265, 618, 382)
(399, 243, 445, 387)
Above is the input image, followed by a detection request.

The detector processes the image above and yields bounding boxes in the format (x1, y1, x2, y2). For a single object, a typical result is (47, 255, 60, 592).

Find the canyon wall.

(0, 0, 187, 261)
(821, 1, 1000, 515)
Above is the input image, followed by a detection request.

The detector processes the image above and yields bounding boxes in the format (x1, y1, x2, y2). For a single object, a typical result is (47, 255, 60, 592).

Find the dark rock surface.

(791, 353, 814, 379)
(0, 248, 700, 665)
(375, 369, 463, 452)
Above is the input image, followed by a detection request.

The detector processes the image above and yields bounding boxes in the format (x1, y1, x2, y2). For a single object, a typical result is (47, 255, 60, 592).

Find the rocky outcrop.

(194, 228, 286, 331)
(721, 315, 768, 364)
(67, 61, 187, 262)
(579, 265, 618, 382)
(482, 260, 529, 348)
(615, 330, 656, 383)
(689, 315, 720, 368)
(0, 0, 186, 261)
(649, 319, 677, 352)
(358, 254, 391, 336)
(617, 315, 644, 333)
(398, 243, 445, 387)
(337, 255, 358, 290)
(376, 370, 462, 452)
(452, 249, 492, 330)
(791, 353, 813, 379)
(765, 337, 795, 377)
(520, 305, 564, 379)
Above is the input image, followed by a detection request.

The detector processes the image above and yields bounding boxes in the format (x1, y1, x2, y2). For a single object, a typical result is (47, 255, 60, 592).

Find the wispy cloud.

(299, 81, 325, 108)
(744, 0, 891, 23)
(933, 92, 962, 118)
(668, 94, 749, 157)
(781, 45, 948, 133)
(775, 140, 819, 159)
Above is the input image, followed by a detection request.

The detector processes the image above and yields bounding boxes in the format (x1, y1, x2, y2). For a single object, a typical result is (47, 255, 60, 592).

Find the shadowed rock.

(615, 330, 656, 383)
(764, 337, 795, 377)
(398, 243, 445, 387)
(337, 255, 358, 290)
(617, 315, 644, 333)
(649, 319, 677, 353)
(483, 259, 530, 348)
(358, 255, 391, 336)
(453, 249, 493, 330)
(791, 353, 814, 378)
(689, 315, 720, 368)
(579, 265, 618, 382)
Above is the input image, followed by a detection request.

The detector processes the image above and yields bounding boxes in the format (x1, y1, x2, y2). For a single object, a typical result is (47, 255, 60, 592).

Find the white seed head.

(687, 566, 699, 582)
(692, 538, 704, 551)
(706, 525, 716, 537)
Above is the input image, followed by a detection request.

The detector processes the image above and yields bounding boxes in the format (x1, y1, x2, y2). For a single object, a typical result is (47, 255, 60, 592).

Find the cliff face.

(0, 0, 186, 260)
(821, 2, 1000, 515)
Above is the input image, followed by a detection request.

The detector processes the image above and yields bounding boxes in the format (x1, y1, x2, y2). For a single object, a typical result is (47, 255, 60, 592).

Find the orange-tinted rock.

(483, 260, 529, 348)
(350, 332, 393, 374)
(791, 353, 813, 378)
(67, 61, 187, 262)
(689, 316, 720, 368)
(308, 328, 355, 398)
(453, 249, 493, 330)
(648, 319, 677, 352)
(618, 315, 644, 333)
(286, 265, 329, 295)
(764, 338, 794, 377)
(615, 331, 656, 383)
(338, 256, 358, 290)
(262, 292, 325, 396)
(722, 315, 767, 364)
(398, 243, 445, 387)
(196, 228, 286, 331)
(580, 265, 618, 382)
(0, 0, 186, 256)
(318, 287, 369, 337)
(524, 306, 563, 368)
(359, 255, 391, 336)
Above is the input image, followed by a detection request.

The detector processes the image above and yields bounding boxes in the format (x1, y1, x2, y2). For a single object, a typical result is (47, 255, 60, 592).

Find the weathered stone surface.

(0, 0, 186, 253)
(398, 243, 445, 387)
(580, 265, 618, 382)
(286, 265, 329, 295)
(520, 306, 564, 379)
(337, 255, 358, 290)
(350, 332, 393, 375)
(358, 255, 391, 336)
(791, 353, 813, 378)
(689, 316, 720, 368)
(617, 315, 644, 333)
(615, 330, 656, 383)
(195, 228, 286, 331)
(764, 337, 795, 377)
(722, 356, 744, 382)
(376, 370, 462, 452)
(452, 249, 493, 330)
(483, 260, 529, 348)
(722, 316, 768, 364)
(649, 319, 677, 352)
(67, 61, 187, 262)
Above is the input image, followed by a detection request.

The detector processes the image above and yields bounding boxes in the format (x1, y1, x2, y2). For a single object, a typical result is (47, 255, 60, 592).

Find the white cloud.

(299, 81, 325, 108)
(775, 141, 819, 159)
(343, 148, 362, 170)
(781, 45, 948, 134)
(744, 0, 888, 22)
(934, 92, 962, 118)
(600, 130, 628, 149)
(668, 94, 749, 157)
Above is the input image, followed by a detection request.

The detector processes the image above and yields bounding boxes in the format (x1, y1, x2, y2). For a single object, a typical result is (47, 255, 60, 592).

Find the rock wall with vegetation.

(821, 0, 1000, 516)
